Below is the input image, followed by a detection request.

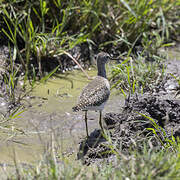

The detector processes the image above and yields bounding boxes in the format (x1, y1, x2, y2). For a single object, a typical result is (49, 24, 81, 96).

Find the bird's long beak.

(109, 55, 122, 63)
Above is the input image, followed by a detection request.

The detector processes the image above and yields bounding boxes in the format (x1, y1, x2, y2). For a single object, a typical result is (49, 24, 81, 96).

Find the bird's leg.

(99, 110, 104, 133)
(84, 110, 89, 137)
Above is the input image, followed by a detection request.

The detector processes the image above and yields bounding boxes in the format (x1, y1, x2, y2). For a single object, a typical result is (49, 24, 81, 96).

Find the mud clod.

(78, 93, 180, 165)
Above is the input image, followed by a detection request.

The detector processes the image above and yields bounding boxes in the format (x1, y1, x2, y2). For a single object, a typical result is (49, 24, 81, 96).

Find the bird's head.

(96, 52, 119, 65)
(95, 52, 110, 65)
(95, 52, 119, 78)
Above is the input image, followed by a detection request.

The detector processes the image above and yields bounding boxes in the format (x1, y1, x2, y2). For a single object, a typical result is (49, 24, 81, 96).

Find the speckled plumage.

(72, 76, 110, 112)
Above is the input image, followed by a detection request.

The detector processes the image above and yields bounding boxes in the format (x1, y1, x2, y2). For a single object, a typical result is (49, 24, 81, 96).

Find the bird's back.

(72, 76, 110, 112)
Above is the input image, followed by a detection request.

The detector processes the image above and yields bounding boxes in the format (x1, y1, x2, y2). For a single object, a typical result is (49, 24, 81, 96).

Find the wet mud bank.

(78, 93, 180, 165)
(78, 47, 180, 165)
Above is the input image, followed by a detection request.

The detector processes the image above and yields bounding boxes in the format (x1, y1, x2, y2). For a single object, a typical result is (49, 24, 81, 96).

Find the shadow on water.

(77, 129, 107, 164)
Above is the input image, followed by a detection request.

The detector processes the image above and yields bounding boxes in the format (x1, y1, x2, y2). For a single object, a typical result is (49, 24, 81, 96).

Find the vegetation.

(0, 0, 179, 99)
(0, 0, 179, 74)
(110, 54, 166, 96)
(0, 0, 180, 179)
(5, 130, 180, 179)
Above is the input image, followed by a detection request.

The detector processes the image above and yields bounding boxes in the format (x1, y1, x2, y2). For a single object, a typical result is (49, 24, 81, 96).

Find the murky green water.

(0, 67, 124, 164)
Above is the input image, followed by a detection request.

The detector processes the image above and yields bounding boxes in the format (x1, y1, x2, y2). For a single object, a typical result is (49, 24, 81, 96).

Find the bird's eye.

(94, 55, 98, 60)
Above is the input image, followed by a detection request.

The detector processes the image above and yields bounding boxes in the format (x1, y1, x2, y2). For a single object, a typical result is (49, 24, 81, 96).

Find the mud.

(77, 46, 180, 165)
(0, 45, 11, 112)
(78, 93, 180, 165)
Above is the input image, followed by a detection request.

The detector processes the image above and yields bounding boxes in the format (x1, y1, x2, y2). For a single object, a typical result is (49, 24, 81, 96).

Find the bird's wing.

(72, 77, 110, 111)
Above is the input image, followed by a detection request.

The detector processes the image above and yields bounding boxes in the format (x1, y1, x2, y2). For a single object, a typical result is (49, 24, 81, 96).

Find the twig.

(63, 51, 92, 80)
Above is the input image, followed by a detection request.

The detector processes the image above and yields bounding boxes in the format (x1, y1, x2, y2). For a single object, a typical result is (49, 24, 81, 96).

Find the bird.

(72, 52, 115, 137)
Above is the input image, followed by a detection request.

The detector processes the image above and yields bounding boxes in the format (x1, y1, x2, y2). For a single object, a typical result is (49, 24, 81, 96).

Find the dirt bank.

(78, 46, 180, 165)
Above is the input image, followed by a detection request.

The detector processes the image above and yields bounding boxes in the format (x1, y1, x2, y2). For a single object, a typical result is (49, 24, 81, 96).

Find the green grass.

(5, 141, 180, 179)
(110, 54, 165, 94)
(0, 0, 179, 79)
(0, 0, 179, 98)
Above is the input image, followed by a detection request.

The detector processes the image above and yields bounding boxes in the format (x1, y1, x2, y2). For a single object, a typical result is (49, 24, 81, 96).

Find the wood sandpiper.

(72, 52, 116, 137)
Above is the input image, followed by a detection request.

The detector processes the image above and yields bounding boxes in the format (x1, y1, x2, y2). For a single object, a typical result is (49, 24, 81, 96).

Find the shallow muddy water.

(0, 45, 179, 166)
(0, 66, 124, 164)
